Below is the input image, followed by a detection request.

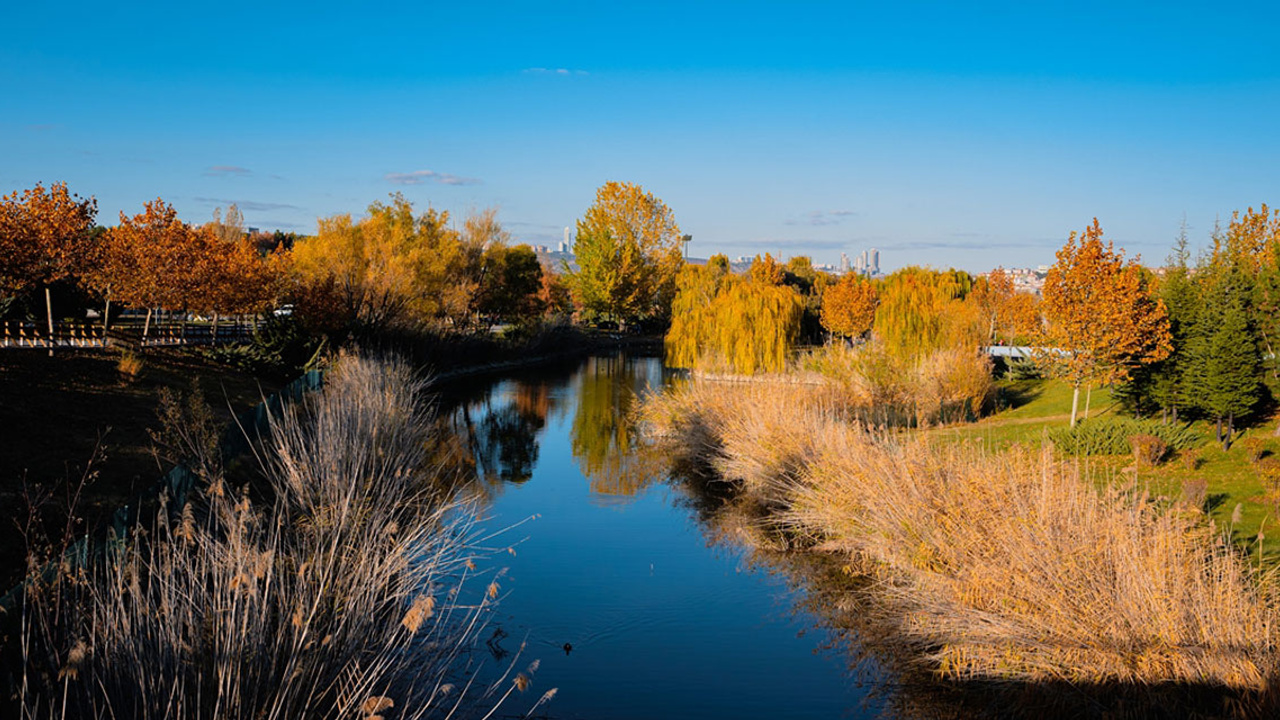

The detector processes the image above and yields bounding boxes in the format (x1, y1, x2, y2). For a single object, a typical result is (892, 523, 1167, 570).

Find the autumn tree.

(969, 268, 1040, 345)
(873, 267, 976, 359)
(89, 199, 213, 338)
(1040, 219, 1172, 427)
(665, 255, 733, 368)
(292, 195, 467, 334)
(210, 204, 246, 244)
(477, 244, 544, 323)
(665, 260, 804, 375)
(566, 182, 683, 329)
(820, 273, 879, 340)
(0, 182, 97, 344)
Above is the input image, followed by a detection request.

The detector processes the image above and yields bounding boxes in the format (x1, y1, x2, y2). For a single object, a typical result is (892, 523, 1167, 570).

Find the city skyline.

(4, 2, 1279, 273)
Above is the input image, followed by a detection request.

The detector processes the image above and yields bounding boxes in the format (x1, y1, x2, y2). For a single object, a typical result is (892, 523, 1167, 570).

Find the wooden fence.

(1, 321, 253, 349)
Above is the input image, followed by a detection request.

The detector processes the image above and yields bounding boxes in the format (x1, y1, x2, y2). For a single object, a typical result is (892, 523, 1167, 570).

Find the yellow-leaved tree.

(665, 257, 804, 375)
(872, 267, 977, 359)
(567, 182, 683, 329)
(665, 255, 732, 369)
(291, 194, 497, 333)
(820, 273, 879, 340)
(1041, 219, 1172, 426)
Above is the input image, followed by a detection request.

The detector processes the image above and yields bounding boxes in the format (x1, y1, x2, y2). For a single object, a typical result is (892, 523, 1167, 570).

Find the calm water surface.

(443, 353, 882, 720)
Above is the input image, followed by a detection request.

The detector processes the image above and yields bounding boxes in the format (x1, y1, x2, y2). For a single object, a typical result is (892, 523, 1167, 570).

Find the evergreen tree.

(1186, 264, 1260, 448)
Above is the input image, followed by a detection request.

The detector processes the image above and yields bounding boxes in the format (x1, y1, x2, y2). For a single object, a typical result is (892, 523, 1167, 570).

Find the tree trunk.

(1070, 384, 1081, 427)
(45, 286, 55, 357)
(1215, 416, 1223, 445)
(143, 307, 153, 339)
(1084, 385, 1092, 421)
(1224, 413, 1235, 451)
(211, 312, 220, 345)
(1172, 405, 1178, 424)
(102, 295, 111, 335)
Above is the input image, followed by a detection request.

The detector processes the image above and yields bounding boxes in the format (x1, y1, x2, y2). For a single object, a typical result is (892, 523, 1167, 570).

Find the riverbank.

(0, 328, 662, 588)
(11, 354, 544, 718)
(641, 376, 1280, 692)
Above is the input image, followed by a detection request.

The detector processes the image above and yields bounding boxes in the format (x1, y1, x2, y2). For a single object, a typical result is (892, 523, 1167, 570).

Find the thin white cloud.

(193, 196, 301, 212)
(734, 238, 851, 251)
(204, 165, 252, 177)
(784, 210, 858, 227)
(522, 67, 590, 76)
(384, 170, 481, 186)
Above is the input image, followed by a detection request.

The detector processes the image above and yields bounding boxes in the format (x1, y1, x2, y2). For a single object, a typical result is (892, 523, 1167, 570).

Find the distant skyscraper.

(558, 241, 568, 253)
(870, 248, 880, 275)
(858, 250, 868, 273)
(840, 252, 850, 273)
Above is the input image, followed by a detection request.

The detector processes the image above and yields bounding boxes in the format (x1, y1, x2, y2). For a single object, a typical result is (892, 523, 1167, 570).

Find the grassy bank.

(12, 353, 547, 719)
(642, 376, 1280, 689)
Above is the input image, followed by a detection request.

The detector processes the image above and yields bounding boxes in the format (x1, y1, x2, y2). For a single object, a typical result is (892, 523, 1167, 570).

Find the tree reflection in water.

(569, 355, 667, 498)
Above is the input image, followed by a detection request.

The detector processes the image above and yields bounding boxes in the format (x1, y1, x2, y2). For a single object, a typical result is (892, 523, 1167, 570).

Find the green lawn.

(930, 377, 1280, 564)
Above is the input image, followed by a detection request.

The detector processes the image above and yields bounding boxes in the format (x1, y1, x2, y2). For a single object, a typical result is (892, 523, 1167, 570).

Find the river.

(440, 352, 882, 720)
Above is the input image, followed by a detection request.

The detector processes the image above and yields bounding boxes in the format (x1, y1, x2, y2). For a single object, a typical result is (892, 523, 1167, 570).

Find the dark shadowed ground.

(0, 347, 278, 588)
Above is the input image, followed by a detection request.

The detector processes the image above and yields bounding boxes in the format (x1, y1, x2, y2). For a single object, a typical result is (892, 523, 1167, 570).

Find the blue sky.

(4, 1, 1279, 272)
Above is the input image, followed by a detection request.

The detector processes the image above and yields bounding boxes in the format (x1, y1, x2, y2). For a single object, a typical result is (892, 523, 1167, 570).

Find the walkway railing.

(1, 321, 253, 349)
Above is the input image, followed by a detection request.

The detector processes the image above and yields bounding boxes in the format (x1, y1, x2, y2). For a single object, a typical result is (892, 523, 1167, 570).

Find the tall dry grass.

(642, 378, 1280, 688)
(18, 353, 549, 719)
(802, 343, 992, 427)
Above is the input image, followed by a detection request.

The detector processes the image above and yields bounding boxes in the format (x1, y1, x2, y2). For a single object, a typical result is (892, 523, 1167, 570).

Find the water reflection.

(569, 355, 666, 499)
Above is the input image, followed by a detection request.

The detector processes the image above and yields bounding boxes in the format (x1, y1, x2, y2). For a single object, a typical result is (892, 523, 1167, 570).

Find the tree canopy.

(566, 181, 683, 328)
(1040, 219, 1171, 426)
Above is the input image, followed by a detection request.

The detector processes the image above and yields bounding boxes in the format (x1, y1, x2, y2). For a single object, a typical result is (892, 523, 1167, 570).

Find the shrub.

(1243, 437, 1273, 465)
(1129, 433, 1168, 466)
(1180, 447, 1202, 471)
(116, 349, 145, 380)
(1048, 417, 1201, 457)
(1002, 357, 1043, 381)
(1181, 477, 1207, 512)
(1260, 456, 1280, 487)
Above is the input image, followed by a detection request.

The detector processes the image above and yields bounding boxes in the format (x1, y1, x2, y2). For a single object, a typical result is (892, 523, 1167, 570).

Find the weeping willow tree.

(666, 262, 805, 375)
(665, 255, 731, 368)
(873, 267, 978, 359)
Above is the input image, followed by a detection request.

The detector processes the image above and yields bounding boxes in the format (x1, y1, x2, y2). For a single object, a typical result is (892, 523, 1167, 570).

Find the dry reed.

(643, 378, 1280, 688)
(18, 353, 536, 719)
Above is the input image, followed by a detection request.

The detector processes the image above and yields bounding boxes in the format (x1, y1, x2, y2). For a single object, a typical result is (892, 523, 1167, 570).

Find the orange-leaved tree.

(1041, 219, 1172, 426)
(820, 273, 879, 340)
(93, 199, 206, 338)
(0, 182, 97, 343)
(969, 267, 1041, 345)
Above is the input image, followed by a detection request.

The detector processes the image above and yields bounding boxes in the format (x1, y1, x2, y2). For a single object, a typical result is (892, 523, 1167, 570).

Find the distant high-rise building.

(564, 227, 572, 249)
(870, 248, 880, 275)
(839, 252, 850, 273)
(558, 241, 569, 253)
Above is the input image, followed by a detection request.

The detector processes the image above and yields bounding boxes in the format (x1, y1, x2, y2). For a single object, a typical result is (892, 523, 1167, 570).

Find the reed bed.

(642, 378, 1280, 688)
(17, 353, 547, 719)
